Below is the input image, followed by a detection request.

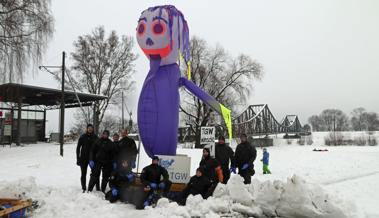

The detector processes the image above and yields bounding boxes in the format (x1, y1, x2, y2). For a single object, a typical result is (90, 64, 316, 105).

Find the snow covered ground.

(1, 132, 378, 218)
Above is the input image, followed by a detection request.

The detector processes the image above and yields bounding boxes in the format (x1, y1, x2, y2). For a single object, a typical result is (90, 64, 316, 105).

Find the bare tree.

(362, 112, 379, 131)
(70, 26, 137, 132)
(100, 114, 119, 134)
(69, 109, 120, 136)
(308, 115, 323, 131)
(69, 107, 92, 135)
(309, 109, 349, 132)
(180, 36, 263, 147)
(310, 108, 379, 133)
(351, 108, 379, 132)
(351, 107, 367, 131)
(321, 109, 349, 131)
(0, 0, 54, 82)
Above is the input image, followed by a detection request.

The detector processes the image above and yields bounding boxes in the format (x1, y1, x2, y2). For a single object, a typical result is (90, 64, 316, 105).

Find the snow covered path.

(1, 141, 378, 218)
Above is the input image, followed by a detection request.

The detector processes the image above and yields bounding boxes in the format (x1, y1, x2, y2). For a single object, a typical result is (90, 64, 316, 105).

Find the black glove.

(76, 159, 81, 166)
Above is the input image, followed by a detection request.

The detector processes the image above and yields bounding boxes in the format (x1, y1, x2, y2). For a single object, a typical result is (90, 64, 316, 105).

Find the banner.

(200, 126, 216, 157)
(157, 155, 191, 183)
(3, 125, 11, 136)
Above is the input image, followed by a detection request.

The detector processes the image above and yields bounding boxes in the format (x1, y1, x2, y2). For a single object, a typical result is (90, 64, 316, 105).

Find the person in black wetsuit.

(199, 147, 223, 196)
(115, 129, 138, 169)
(140, 156, 172, 208)
(233, 134, 257, 184)
(178, 167, 212, 205)
(215, 135, 235, 184)
(105, 159, 135, 203)
(87, 130, 117, 192)
(76, 124, 98, 192)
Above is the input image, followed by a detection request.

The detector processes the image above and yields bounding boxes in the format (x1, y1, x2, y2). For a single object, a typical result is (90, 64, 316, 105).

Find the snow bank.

(149, 175, 350, 218)
(2, 142, 369, 217)
(0, 175, 350, 218)
(0, 177, 144, 218)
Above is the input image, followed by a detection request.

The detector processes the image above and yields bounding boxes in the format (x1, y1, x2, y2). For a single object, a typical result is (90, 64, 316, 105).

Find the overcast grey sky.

(24, 0, 379, 133)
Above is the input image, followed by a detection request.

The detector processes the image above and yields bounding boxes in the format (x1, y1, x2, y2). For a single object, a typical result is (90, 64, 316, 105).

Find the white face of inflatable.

(136, 7, 184, 66)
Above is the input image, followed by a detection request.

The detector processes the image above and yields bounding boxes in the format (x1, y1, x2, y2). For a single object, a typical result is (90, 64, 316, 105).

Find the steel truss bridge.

(232, 104, 303, 137)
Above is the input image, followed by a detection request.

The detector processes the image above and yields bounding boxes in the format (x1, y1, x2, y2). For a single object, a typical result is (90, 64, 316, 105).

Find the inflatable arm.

(179, 77, 233, 141)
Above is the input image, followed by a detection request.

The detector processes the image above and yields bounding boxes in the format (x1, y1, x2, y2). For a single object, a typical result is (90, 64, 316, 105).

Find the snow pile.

(0, 175, 353, 218)
(1, 176, 349, 218)
(0, 177, 142, 218)
(149, 175, 350, 218)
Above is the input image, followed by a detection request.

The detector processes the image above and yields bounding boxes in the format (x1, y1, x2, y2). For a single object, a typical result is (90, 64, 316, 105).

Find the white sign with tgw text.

(157, 155, 191, 183)
(200, 126, 216, 157)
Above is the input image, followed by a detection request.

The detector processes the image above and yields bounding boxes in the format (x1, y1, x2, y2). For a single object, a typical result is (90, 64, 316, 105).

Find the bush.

(297, 137, 305, 145)
(324, 131, 377, 146)
(287, 139, 292, 145)
(353, 136, 367, 146)
(306, 136, 314, 145)
(368, 138, 377, 146)
(367, 132, 377, 146)
(324, 132, 345, 146)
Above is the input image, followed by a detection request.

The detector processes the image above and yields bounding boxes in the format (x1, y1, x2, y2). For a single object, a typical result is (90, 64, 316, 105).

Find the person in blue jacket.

(261, 148, 271, 174)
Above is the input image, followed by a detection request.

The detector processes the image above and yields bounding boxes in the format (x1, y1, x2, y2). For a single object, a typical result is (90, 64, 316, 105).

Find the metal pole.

(10, 107, 14, 145)
(136, 136, 142, 173)
(333, 111, 336, 146)
(128, 112, 132, 131)
(16, 97, 21, 146)
(43, 109, 46, 142)
(92, 102, 97, 135)
(121, 92, 124, 130)
(60, 51, 65, 156)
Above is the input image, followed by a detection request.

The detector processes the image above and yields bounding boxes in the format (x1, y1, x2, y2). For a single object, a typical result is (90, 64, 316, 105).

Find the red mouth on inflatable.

(142, 41, 172, 58)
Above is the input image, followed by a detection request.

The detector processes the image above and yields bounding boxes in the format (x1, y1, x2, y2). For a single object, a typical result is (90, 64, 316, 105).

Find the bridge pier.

(248, 137, 273, 147)
(283, 133, 301, 139)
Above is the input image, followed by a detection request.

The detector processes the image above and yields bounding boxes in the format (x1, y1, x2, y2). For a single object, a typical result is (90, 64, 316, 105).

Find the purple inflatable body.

(138, 59, 180, 157)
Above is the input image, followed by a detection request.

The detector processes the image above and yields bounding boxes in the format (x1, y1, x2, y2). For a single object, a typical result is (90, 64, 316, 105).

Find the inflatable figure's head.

(136, 5, 190, 66)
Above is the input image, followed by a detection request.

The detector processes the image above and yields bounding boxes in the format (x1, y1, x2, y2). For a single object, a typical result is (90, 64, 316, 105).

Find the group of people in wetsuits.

(178, 134, 257, 204)
(76, 124, 259, 209)
(76, 124, 171, 208)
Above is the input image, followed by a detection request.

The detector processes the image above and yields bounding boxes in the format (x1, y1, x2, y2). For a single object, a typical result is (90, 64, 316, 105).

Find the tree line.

(308, 108, 379, 132)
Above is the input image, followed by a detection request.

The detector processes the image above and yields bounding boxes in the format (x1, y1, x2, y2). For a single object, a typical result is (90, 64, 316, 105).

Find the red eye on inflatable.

(137, 22, 146, 36)
(152, 20, 166, 36)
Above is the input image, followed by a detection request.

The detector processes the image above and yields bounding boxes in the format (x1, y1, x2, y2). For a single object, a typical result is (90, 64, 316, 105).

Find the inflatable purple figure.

(136, 5, 232, 158)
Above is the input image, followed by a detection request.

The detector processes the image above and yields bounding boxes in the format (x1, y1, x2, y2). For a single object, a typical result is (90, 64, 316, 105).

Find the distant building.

(0, 83, 106, 145)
